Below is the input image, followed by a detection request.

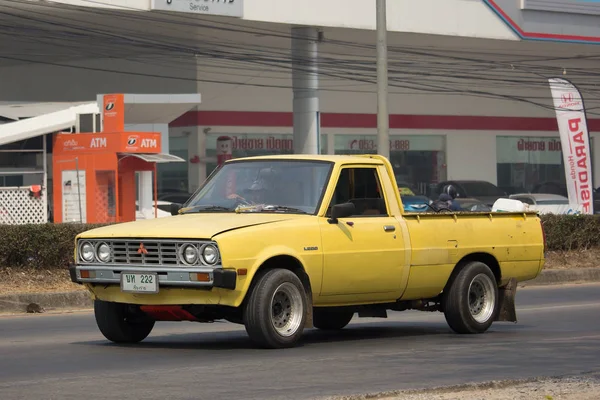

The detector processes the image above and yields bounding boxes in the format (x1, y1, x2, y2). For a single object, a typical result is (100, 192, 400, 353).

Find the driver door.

(318, 165, 407, 301)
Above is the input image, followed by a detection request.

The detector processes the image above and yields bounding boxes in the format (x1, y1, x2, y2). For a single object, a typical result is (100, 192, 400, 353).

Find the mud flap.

(495, 278, 518, 322)
(304, 291, 314, 329)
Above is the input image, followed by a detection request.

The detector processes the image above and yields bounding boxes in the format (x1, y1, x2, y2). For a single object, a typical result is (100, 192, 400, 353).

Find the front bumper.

(68, 263, 237, 290)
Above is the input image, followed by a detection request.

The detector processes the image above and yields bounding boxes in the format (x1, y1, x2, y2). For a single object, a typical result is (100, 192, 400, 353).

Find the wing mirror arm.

(327, 203, 355, 224)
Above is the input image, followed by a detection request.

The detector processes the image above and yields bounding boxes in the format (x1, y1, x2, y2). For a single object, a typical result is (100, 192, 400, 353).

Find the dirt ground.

(354, 376, 600, 400)
(0, 267, 84, 295)
(542, 248, 600, 270)
(0, 249, 598, 295)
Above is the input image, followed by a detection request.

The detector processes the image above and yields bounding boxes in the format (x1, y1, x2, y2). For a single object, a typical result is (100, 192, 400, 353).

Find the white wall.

(243, 0, 517, 40)
(47, 0, 517, 40)
(0, 58, 196, 103)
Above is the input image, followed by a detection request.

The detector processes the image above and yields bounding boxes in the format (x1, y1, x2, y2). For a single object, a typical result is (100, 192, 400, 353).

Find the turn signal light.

(80, 270, 96, 279)
(190, 272, 210, 282)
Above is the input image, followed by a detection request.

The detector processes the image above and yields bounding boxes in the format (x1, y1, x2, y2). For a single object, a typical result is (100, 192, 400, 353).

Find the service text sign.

(150, 0, 243, 17)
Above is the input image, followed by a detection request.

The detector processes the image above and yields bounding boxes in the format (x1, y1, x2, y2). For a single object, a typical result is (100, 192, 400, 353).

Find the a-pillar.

(291, 26, 321, 155)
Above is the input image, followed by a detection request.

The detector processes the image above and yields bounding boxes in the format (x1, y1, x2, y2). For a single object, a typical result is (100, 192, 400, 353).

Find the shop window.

(0, 175, 24, 187)
(326, 167, 387, 217)
(156, 135, 189, 194)
(334, 134, 446, 196)
(205, 133, 328, 176)
(496, 136, 595, 196)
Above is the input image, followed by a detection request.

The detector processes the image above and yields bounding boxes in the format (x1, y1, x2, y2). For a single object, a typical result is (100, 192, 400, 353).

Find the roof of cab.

(226, 154, 386, 164)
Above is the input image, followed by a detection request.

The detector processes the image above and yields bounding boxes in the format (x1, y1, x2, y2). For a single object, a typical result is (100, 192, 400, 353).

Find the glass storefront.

(496, 136, 595, 195)
(334, 134, 447, 195)
(205, 133, 328, 176)
(156, 135, 189, 194)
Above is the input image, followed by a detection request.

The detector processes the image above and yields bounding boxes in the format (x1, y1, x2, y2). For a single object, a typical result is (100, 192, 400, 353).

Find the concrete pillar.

(187, 127, 207, 193)
(291, 26, 320, 155)
(137, 171, 154, 218)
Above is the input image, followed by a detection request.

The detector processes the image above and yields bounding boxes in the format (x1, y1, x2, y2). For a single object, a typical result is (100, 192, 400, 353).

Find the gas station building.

(1, 0, 600, 223)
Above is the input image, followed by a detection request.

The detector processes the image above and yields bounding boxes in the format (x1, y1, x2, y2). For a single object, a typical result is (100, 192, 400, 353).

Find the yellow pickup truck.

(70, 154, 546, 349)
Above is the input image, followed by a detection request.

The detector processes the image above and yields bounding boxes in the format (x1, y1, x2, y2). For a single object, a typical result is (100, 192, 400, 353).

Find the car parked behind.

(434, 180, 507, 207)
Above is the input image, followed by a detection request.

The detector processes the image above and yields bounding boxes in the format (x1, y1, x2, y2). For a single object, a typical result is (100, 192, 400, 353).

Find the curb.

(1, 268, 599, 315)
(519, 267, 600, 287)
(0, 290, 92, 315)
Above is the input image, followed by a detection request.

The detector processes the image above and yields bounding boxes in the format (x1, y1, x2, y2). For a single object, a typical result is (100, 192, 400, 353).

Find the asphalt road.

(1, 283, 600, 400)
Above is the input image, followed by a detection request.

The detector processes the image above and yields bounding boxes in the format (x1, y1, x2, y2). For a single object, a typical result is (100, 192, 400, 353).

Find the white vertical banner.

(548, 77, 595, 215)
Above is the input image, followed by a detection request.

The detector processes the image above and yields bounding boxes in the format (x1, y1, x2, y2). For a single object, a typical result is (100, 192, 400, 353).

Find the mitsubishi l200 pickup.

(70, 154, 546, 349)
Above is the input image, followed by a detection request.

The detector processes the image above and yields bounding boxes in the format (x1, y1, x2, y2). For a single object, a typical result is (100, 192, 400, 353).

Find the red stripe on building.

(484, 0, 600, 43)
(170, 111, 600, 132)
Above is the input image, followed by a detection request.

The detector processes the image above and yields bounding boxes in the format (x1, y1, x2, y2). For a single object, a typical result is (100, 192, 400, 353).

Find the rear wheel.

(443, 261, 499, 334)
(94, 300, 155, 343)
(313, 308, 354, 330)
(243, 269, 308, 349)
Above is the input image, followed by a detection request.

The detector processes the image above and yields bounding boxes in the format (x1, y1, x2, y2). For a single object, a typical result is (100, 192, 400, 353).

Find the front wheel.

(243, 269, 308, 349)
(442, 261, 499, 334)
(94, 300, 155, 343)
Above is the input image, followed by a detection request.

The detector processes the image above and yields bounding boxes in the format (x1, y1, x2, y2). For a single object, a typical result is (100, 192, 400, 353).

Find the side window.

(327, 167, 388, 217)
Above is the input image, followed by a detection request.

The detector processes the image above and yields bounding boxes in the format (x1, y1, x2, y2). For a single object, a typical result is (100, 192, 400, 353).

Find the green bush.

(540, 214, 600, 251)
(0, 214, 599, 269)
(0, 223, 111, 269)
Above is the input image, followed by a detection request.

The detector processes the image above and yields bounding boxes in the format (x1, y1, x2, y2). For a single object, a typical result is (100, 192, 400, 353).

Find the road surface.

(1, 283, 599, 400)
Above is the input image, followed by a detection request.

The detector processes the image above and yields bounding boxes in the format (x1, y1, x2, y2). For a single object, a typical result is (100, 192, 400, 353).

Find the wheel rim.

(468, 273, 496, 323)
(270, 282, 304, 337)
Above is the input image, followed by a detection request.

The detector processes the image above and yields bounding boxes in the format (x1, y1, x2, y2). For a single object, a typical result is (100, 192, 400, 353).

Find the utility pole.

(376, 0, 390, 159)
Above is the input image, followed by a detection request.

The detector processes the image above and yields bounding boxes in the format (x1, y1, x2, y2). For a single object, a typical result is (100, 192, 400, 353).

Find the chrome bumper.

(69, 263, 237, 290)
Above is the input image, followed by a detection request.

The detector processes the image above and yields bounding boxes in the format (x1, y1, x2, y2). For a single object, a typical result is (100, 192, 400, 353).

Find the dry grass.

(0, 250, 598, 295)
(0, 267, 85, 295)
(543, 248, 600, 270)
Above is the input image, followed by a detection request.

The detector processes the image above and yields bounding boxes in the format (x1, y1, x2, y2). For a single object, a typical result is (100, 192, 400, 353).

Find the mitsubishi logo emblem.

(137, 243, 148, 255)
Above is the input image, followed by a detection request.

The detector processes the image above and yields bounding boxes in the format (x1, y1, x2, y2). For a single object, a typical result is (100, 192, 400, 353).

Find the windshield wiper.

(180, 205, 233, 214)
(237, 204, 308, 214)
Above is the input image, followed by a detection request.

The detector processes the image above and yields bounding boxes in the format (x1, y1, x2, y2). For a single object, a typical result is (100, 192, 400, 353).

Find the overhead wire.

(0, 0, 599, 115)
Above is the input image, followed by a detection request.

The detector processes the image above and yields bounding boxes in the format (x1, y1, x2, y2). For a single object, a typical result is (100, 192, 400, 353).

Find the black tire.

(243, 269, 308, 349)
(442, 261, 499, 334)
(94, 300, 155, 343)
(313, 308, 354, 330)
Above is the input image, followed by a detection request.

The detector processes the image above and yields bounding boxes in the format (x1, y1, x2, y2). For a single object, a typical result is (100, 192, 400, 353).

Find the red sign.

(567, 118, 593, 213)
(54, 132, 162, 155)
(102, 94, 125, 132)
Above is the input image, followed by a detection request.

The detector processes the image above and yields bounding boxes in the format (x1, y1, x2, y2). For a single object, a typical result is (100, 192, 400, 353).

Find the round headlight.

(97, 243, 111, 262)
(182, 244, 199, 265)
(202, 244, 219, 265)
(80, 242, 94, 262)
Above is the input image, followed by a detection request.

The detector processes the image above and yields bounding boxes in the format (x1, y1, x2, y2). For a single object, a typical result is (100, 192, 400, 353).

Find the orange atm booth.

(53, 130, 183, 224)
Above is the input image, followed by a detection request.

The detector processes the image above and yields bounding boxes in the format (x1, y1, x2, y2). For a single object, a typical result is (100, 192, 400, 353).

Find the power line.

(0, 0, 599, 115)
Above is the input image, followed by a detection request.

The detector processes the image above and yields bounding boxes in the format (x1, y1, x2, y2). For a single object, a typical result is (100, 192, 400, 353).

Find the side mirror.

(170, 202, 182, 216)
(328, 202, 355, 224)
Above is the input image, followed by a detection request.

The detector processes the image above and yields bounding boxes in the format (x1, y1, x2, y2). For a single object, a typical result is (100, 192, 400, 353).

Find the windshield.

(184, 160, 333, 214)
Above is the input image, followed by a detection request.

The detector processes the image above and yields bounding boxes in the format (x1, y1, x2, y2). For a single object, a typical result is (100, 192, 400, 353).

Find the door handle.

(383, 225, 395, 232)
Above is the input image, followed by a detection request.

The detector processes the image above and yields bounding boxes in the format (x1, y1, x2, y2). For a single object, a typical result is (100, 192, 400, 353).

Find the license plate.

(120, 272, 159, 294)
